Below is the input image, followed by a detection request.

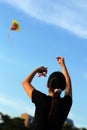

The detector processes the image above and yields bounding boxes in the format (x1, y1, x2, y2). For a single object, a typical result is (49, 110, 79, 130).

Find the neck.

(49, 92, 54, 97)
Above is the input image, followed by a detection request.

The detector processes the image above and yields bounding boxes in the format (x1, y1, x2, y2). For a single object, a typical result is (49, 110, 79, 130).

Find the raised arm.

(56, 57, 72, 97)
(22, 66, 47, 99)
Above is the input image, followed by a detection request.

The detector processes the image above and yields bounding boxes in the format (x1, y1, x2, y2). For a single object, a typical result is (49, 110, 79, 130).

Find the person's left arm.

(22, 66, 47, 99)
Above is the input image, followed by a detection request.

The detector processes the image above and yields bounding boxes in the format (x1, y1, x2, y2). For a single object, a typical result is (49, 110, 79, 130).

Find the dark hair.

(47, 71, 66, 121)
(47, 71, 66, 91)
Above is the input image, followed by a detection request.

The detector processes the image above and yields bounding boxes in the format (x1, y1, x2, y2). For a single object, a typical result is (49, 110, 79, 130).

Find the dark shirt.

(29, 89, 72, 130)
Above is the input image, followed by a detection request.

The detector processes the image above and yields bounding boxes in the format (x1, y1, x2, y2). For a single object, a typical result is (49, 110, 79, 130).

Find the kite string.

(8, 30, 13, 47)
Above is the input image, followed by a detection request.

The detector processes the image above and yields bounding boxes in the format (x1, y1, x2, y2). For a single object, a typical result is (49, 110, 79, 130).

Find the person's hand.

(56, 56, 65, 66)
(37, 66, 48, 77)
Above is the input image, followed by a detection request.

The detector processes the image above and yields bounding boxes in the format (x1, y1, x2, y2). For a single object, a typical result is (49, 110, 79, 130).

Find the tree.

(0, 112, 87, 130)
(0, 112, 27, 130)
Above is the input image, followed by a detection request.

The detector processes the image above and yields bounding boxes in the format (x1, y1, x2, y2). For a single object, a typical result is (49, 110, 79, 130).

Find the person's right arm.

(22, 66, 47, 99)
(56, 56, 72, 97)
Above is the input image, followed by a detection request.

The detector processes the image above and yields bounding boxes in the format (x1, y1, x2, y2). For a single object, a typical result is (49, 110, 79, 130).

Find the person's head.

(47, 71, 66, 93)
(47, 71, 66, 120)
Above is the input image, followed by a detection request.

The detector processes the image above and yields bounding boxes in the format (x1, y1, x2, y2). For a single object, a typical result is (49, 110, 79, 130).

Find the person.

(22, 56, 72, 130)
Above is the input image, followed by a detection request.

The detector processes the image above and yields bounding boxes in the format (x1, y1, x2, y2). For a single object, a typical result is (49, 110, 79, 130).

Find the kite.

(8, 19, 20, 46)
(10, 19, 20, 31)
(38, 67, 48, 77)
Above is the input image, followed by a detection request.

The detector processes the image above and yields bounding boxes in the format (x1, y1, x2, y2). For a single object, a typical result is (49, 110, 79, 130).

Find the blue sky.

(0, 0, 87, 128)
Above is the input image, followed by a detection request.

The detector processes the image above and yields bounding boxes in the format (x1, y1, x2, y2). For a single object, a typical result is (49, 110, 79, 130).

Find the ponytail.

(48, 89, 62, 120)
(47, 71, 66, 122)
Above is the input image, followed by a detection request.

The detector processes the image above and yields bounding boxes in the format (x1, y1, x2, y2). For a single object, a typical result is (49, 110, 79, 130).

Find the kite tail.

(8, 31, 13, 47)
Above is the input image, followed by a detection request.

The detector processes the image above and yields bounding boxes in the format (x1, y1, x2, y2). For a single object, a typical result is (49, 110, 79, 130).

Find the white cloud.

(0, 94, 34, 116)
(1, 0, 87, 38)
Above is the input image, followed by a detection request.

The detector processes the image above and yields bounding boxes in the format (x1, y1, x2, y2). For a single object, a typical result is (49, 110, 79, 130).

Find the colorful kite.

(10, 19, 20, 31)
(8, 19, 20, 46)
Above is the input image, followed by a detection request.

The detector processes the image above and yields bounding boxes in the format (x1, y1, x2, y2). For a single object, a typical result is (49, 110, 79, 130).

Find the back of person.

(22, 56, 72, 130)
(29, 89, 72, 130)
(48, 95, 72, 130)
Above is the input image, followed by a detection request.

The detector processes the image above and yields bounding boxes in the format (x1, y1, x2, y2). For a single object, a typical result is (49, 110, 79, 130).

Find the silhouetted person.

(22, 56, 72, 130)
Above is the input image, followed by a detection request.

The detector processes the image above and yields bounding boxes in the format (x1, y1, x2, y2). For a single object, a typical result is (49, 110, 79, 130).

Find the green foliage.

(0, 112, 28, 130)
(0, 112, 87, 130)
(62, 118, 87, 130)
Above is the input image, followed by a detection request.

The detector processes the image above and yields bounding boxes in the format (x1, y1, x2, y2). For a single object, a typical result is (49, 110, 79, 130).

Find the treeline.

(0, 112, 87, 130)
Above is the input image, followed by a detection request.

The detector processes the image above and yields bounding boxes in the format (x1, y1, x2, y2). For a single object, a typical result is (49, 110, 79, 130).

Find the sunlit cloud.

(1, 0, 87, 38)
(0, 54, 27, 69)
(0, 94, 34, 116)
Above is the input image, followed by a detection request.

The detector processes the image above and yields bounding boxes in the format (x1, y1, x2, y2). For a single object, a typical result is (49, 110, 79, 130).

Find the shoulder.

(32, 89, 46, 97)
(64, 95, 72, 99)
(62, 95, 72, 105)
(32, 89, 47, 104)
(60, 95, 72, 115)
